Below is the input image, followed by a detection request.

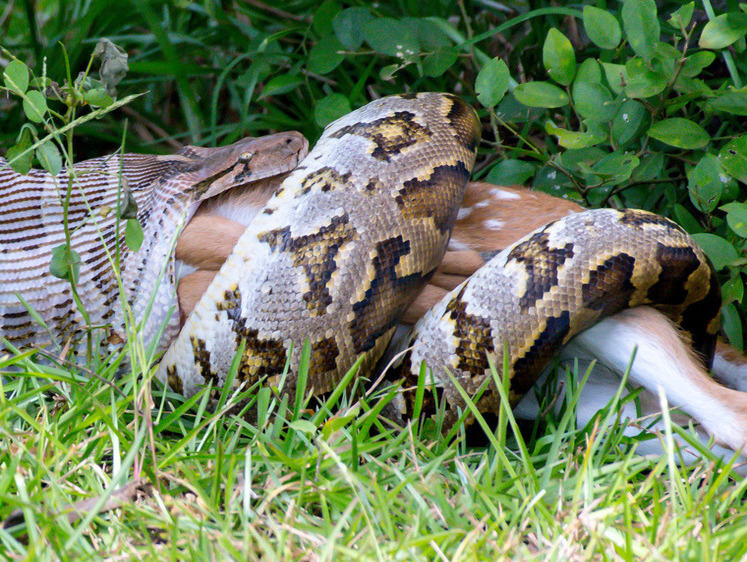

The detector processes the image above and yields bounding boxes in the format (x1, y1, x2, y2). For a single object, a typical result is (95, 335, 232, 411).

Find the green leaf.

(485, 159, 536, 186)
(601, 62, 628, 94)
(630, 152, 664, 183)
(691, 233, 738, 270)
(647, 118, 709, 149)
(332, 7, 372, 50)
(312, 0, 340, 36)
(673, 203, 704, 234)
(289, 420, 317, 435)
(621, 0, 660, 62)
(576, 58, 603, 84)
(583, 6, 621, 49)
(23, 90, 48, 123)
(624, 57, 668, 98)
(422, 47, 458, 77)
(475, 58, 509, 108)
(35, 141, 62, 176)
(49, 244, 81, 284)
(719, 135, 747, 184)
(707, 88, 747, 116)
(556, 146, 607, 173)
(673, 76, 713, 96)
(669, 3, 694, 30)
(260, 74, 304, 99)
(721, 202, 747, 237)
(314, 93, 351, 127)
(589, 152, 640, 182)
(321, 414, 356, 440)
(721, 303, 743, 349)
(83, 88, 114, 108)
(543, 28, 576, 86)
(688, 154, 724, 213)
(3, 59, 29, 95)
(545, 121, 602, 149)
(379, 64, 402, 81)
(572, 80, 614, 121)
(308, 35, 345, 75)
(532, 164, 576, 197)
(721, 276, 744, 306)
(363, 18, 418, 58)
(514, 81, 569, 109)
(699, 13, 747, 49)
(407, 17, 451, 50)
(29, 76, 52, 90)
(125, 218, 144, 252)
(5, 127, 34, 174)
(612, 99, 648, 146)
(680, 51, 715, 77)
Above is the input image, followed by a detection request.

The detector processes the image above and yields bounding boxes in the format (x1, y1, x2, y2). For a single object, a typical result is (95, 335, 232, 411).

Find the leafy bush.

(1, 0, 746, 346)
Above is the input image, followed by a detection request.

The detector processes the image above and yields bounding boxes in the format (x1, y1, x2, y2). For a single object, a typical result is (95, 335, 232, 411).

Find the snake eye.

(238, 151, 254, 163)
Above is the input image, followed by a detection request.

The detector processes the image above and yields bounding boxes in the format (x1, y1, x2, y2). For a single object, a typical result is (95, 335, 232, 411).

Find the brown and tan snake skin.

(0, 92, 723, 436)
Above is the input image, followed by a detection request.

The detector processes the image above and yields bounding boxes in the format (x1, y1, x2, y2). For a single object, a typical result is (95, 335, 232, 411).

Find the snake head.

(185, 132, 309, 201)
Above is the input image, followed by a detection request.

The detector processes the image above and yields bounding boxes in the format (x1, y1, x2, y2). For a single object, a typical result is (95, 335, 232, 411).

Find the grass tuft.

(2, 345, 747, 558)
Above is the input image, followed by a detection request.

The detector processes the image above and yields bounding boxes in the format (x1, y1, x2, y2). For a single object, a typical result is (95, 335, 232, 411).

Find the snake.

(0, 92, 721, 428)
(0, 133, 307, 358)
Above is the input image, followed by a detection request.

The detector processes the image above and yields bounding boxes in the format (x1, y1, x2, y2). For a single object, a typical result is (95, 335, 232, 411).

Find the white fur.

(456, 207, 473, 220)
(446, 238, 472, 251)
(488, 187, 521, 200)
(484, 219, 504, 231)
(515, 307, 747, 471)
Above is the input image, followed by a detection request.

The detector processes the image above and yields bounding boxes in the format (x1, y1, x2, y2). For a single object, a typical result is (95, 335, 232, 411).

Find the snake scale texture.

(0, 133, 306, 357)
(159, 92, 482, 398)
(0, 92, 721, 427)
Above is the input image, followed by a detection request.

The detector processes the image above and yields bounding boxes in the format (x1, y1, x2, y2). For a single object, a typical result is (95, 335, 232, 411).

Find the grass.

(2, 0, 747, 558)
(3, 346, 747, 560)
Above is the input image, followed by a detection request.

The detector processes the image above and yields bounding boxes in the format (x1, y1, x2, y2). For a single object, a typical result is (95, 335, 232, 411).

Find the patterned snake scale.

(159, 92, 720, 425)
(159, 93, 482, 398)
(405, 208, 721, 427)
(0, 133, 307, 357)
(0, 92, 722, 429)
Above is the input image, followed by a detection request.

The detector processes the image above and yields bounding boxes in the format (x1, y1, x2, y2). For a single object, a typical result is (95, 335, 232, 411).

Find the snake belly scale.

(159, 92, 482, 398)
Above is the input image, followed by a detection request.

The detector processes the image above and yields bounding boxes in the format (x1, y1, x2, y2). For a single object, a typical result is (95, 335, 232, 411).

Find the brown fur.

(177, 270, 217, 322)
(176, 215, 246, 270)
(402, 284, 449, 325)
(451, 183, 583, 252)
(717, 338, 747, 366)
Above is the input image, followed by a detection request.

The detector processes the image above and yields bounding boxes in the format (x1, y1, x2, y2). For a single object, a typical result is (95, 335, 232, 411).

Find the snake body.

(0, 92, 722, 429)
(159, 92, 481, 397)
(405, 208, 721, 425)
(0, 133, 306, 357)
